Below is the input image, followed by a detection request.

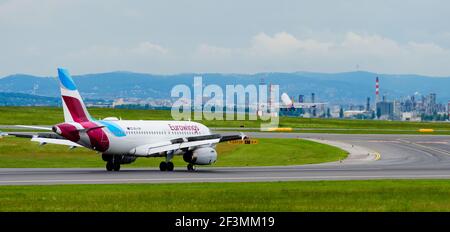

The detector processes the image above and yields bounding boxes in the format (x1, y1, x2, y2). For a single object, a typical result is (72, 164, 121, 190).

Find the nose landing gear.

(187, 164, 196, 171)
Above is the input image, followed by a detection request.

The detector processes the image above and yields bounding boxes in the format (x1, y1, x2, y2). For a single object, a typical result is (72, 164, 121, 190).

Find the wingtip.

(240, 132, 248, 140)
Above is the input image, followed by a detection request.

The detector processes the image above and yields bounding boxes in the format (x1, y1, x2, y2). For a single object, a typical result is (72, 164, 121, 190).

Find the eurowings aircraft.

(5, 68, 246, 172)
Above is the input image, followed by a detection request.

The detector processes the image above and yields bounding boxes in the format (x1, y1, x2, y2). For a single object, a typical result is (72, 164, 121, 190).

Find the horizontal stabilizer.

(15, 125, 52, 131)
(31, 137, 83, 147)
(78, 126, 105, 133)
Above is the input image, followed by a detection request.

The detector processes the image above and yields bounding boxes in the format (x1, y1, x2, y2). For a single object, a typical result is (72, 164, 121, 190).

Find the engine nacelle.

(183, 147, 217, 165)
(52, 123, 80, 142)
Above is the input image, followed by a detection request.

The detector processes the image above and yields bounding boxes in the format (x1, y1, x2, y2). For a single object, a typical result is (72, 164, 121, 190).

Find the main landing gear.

(159, 161, 174, 171)
(159, 162, 196, 171)
(102, 154, 136, 172)
(160, 151, 175, 171)
(106, 160, 120, 172)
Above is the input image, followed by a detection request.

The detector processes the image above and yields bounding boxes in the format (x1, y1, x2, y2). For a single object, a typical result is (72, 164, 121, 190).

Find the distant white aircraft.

(6, 68, 246, 172)
(280, 92, 326, 109)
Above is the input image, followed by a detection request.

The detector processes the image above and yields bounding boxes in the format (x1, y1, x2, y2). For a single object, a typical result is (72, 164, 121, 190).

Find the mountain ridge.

(1, 71, 449, 104)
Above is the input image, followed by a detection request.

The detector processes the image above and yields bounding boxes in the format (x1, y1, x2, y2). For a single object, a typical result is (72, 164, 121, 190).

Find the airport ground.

(1, 180, 450, 212)
(1, 106, 450, 135)
(1, 107, 450, 211)
(0, 132, 449, 211)
(0, 137, 347, 168)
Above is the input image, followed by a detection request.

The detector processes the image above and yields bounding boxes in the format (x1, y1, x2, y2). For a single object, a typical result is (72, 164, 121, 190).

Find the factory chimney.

(375, 77, 380, 103)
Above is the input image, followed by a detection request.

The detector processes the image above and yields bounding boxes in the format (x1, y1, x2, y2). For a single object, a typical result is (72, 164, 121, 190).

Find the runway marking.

(365, 140, 403, 143)
(416, 141, 449, 145)
(0, 167, 391, 174)
(2, 174, 450, 184)
(398, 139, 450, 156)
(374, 152, 381, 161)
(392, 142, 437, 159)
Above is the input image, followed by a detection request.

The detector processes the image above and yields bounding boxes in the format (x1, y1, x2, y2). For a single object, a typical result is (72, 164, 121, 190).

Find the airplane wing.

(220, 132, 248, 142)
(5, 132, 82, 148)
(130, 133, 246, 157)
(31, 137, 83, 147)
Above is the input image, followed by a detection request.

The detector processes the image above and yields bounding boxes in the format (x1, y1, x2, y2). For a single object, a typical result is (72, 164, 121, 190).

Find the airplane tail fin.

(57, 68, 92, 123)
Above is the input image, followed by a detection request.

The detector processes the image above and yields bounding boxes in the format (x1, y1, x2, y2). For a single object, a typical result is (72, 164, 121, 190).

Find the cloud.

(0, 0, 75, 24)
(58, 32, 450, 76)
(191, 32, 450, 76)
(61, 41, 171, 74)
(407, 42, 447, 54)
(197, 44, 233, 57)
(250, 32, 332, 55)
(131, 42, 168, 55)
(340, 32, 404, 56)
(66, 41, 168, 59)
(1, 1, 450, 76)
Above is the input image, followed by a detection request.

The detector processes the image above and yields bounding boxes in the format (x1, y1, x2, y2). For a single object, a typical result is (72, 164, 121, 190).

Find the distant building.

(366, 97, 370, 112)
(112, 98, 126, 108)
(401, 112, 421, 122)
(393, 100, 402, 120)
(448, 101, 450, 117)
(344, 110, 366, 118)
(425, 93, 437, 115)
(376, 100, 394, 120)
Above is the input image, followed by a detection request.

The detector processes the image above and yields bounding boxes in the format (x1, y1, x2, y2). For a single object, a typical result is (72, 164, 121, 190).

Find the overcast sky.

(1, 0, 450, 76)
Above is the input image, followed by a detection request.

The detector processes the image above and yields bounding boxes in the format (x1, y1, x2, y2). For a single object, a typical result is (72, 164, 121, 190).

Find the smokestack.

(311, 93, 316, 117)
(366, 97, 370, 111)
(375, 77, 380, 103)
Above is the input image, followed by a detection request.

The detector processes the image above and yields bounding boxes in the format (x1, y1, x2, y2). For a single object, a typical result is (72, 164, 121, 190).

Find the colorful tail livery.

(8, 68, 246, 172)
(57, 68, 92, 123)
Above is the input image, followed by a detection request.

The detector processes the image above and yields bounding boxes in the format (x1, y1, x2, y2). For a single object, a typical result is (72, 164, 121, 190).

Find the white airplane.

(6, 68, 246, 172)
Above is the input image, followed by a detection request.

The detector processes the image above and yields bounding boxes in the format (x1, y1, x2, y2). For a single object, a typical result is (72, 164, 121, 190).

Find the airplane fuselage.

(53, 119, 211, 155)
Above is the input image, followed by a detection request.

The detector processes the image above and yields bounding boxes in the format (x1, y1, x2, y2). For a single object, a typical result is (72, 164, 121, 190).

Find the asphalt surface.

(0, 132, 450, 185)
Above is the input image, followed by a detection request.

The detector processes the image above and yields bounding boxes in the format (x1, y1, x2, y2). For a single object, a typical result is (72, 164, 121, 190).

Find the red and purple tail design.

(57, 68, 92, 123)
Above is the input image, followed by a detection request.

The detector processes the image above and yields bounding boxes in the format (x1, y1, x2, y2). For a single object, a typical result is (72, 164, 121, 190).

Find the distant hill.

(0, 92, 111, 107)
(0, 92, 60, 106)
(1, 71, 449, 105)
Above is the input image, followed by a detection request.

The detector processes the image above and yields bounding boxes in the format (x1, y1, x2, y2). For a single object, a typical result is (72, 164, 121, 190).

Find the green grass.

(0, 137, 347, 168)
(1, 180, 450, 211)
(1, 106, 449, 134)
(217, 128, 450, 135)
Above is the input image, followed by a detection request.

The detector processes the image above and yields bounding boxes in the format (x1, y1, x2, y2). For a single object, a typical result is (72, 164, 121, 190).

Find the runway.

(0, 132, 449, 185)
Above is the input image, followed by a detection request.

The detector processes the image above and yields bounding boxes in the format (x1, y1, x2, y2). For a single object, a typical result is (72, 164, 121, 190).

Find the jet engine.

(183, 147, 217, 165)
